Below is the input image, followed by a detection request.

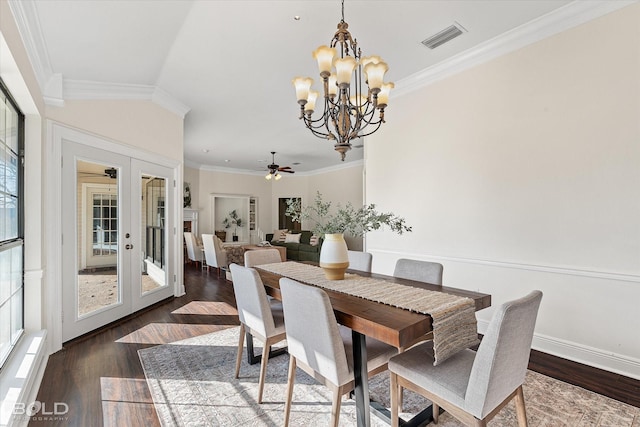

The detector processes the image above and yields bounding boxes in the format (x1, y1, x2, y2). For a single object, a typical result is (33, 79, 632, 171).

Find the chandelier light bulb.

(334, 56, 357, 87)
(305, 90, 319, 114)
(328, 74, 338, 98)
(363, 61, 388, 92)
(292, 77, 314, 104)
(377, 82, 394, 108)
(313, 45, 336, 77)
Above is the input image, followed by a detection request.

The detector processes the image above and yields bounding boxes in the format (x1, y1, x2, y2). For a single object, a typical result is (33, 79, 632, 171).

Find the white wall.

(366, 4, 640, 378)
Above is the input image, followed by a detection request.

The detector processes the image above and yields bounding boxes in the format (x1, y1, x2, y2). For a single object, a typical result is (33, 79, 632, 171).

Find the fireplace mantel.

(183, 209, 199, 236)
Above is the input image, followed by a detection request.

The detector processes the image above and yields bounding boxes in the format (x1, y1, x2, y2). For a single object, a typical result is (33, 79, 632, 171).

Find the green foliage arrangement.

(222, 209, 243, 236)
(285, 191, 412, 237)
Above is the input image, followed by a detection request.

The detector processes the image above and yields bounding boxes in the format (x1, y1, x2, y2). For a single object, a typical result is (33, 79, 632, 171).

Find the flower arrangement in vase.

(286, 192, 411, 279)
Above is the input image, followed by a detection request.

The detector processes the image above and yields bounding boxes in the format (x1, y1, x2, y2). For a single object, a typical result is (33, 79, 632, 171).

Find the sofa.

(265, 230, 322, 262)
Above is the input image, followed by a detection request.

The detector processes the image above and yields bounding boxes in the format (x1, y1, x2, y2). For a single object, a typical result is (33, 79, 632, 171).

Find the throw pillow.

(284, 233, 301, 243)
(271, 229, 287, 243)
(309, 235, 320, 246)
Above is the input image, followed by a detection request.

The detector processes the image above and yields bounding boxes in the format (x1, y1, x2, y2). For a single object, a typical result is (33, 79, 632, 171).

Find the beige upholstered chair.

(244, 248, 282, 267)
(394, 258, 443, 285)
(347, 250, 372, 273)
(229, 263, 287, 404)
(279, 277, 398, 427)
(183, 232, 203, 268)
(388, 291, 543, 427)
(202, 234, 228, 277)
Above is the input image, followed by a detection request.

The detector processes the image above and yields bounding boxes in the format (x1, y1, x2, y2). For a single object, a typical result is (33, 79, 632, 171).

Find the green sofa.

(265, 230, 322, 262)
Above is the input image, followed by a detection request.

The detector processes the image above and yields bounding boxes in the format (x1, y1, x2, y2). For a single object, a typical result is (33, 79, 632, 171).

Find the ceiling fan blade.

(278, 166, 292, 170)
(280, 169, 295, 174)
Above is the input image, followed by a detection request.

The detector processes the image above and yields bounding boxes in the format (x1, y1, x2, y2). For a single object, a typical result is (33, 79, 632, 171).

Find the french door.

(61, 141, 174, 341)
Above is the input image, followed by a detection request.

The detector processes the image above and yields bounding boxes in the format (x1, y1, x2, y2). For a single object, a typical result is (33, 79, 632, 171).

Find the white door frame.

(46, 121, 184, 352)
(81, 182, 118, 271)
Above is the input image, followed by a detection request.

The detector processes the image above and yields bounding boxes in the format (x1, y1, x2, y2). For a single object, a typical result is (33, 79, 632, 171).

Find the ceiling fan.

(78, 167, 118, 179)
(265, 151, 295, 181)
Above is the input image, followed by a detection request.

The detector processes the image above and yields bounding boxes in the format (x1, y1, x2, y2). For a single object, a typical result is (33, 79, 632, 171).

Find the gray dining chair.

(229, 263, 287, 404)
(244, 248, 282, 267)
(393, 258, 443, 285)
(347, 250, 372, 273)
(279, 277, 398, 427)
(388, 290, 543, 427)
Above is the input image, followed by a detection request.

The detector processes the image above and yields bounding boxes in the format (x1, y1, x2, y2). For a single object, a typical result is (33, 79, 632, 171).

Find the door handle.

(125, 244, 134, 250)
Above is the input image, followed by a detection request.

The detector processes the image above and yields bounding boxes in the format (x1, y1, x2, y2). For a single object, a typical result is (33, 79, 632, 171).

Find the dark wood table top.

(256, 265, 491, 350)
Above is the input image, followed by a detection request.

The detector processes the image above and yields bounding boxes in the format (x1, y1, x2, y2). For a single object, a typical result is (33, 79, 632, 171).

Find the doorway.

(61, 141, 175, 341)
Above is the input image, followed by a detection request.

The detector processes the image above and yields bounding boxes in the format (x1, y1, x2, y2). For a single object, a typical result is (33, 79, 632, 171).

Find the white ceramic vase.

(319, 233, 349, 280)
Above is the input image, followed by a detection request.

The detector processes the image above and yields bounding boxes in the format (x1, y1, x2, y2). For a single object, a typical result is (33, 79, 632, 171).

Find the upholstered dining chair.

(202, 234, 228, 277)
(244, 248, 282, 267)
(393, 258, 443, 285)
(183, 232, 204, 268)
(347, 250, 373, 273)
(388, 290, 543, 427)
(229, 263, 287, 404)
(279, 277, 398, 427)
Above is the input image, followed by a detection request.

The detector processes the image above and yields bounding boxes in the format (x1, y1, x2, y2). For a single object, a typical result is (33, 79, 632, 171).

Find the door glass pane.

(77, 160, 120, 316)
(141, 175, 166, 292)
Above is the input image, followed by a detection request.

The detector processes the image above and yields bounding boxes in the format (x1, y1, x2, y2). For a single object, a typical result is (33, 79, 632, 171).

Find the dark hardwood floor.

(29, 264, 640, 426)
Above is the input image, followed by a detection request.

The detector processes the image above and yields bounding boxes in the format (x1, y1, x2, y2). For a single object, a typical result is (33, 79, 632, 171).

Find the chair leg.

(514, 385, 528, 427)
(330, 387, 342, 427)
(433, 402, 439, 424)
(283, 356, 296, 427)
(390, 372, 400, 427)
(234, 324, 245, 379)
(257, 338, 272, 404)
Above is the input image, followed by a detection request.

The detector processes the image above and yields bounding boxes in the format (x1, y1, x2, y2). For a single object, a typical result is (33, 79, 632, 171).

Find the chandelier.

(292, 0, 393, 161)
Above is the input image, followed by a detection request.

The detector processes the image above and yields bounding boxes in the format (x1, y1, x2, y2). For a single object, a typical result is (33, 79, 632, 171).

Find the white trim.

(6, 0, 53, 92)
(394, 0, 638, 97)
(63, 80, 191, 118)
(0, 331, 48, 427)
(369, 248, 640, 284)
(46, 121, 183, 351)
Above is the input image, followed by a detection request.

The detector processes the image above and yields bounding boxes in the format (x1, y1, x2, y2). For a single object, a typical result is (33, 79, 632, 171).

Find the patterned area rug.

(138, 327, 640, 426)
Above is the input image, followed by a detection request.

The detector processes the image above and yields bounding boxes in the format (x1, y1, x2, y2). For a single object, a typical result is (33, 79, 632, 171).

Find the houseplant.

(222, 209, 244, 242)
(286, 192, 412, 279)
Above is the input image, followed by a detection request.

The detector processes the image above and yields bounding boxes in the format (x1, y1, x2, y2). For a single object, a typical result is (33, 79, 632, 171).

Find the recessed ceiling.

(20, 0, 595, 173)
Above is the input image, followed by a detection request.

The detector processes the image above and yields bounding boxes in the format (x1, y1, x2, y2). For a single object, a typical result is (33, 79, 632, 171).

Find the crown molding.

(394, 0, 638, 97)
(189, 158, 364, 176)
(7, 0, 53, 90)
(62, 79, 190, 118)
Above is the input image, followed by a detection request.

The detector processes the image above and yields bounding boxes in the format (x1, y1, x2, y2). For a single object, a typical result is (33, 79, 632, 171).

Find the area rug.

(138, 327, 640, 426)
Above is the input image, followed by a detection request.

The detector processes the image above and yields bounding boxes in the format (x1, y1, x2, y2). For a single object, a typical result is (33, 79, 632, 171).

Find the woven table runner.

(257, 261, 479, 365)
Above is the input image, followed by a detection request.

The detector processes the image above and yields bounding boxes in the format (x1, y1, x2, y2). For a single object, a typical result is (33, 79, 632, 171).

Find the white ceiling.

(15, 0, 621, 173)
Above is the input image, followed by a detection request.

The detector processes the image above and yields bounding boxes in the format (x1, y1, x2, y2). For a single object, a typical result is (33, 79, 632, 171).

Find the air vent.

(421, 23, 466, 49)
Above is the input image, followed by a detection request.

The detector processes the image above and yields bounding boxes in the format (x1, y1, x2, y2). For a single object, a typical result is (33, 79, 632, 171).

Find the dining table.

(254, 262, 491, 427)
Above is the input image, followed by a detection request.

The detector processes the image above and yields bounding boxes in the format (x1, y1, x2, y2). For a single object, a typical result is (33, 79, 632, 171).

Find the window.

(0, 79, 24, 368)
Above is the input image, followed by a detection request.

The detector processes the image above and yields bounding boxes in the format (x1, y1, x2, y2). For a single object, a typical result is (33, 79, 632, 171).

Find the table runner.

(257, 261, 479, 365)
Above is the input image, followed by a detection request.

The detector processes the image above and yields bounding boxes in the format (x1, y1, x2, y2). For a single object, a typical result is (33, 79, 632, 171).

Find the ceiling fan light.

(265, 173, 272, 180)
(274, 173, 282, 181)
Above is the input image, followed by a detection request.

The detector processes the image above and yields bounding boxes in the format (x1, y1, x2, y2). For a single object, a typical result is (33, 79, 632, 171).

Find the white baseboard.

(477, 319, 640, 380)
